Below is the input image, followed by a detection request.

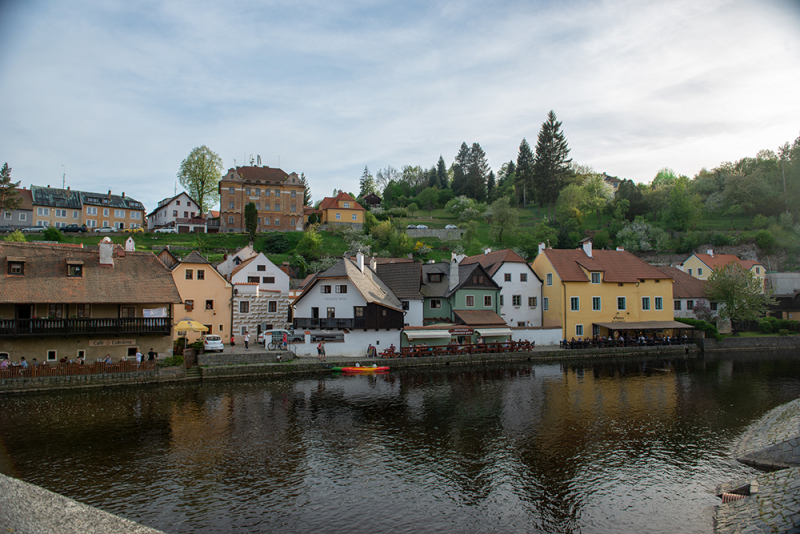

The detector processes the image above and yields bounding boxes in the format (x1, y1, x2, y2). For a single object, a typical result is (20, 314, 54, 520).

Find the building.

(218, 166, 305, 233)
(316, 192, 365, 228)
(658, 266, 718, 319)
(361, 193, 381, 208)
(532, 240, 677, 339)
(0, 188, 33, 229)
(375, 260, 424, 326)
(30, 186, 83, 228)
(29, 186, 145, 230)
(461, 248, 543, 327)
(147, 192, 206, 233)
(215, 244, 257, 279)
(0, 240, 181, 362)
(229, 252, 292, 338)
(292, 254, 404, 354)
(681, 250, 765, 291)
(169, 251, 232, 343)
(767, 273, 800, 320)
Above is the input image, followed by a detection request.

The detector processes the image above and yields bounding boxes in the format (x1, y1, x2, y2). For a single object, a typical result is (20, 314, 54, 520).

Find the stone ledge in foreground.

(734, 397, 800, 470)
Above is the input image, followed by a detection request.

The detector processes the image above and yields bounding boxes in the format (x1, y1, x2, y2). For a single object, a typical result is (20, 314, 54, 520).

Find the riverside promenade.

(714, 398, 800, 533)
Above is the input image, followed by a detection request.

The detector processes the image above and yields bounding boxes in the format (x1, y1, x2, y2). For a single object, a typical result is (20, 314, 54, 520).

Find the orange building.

(312, 192, 365, 228)
(218, 166, 304, 233)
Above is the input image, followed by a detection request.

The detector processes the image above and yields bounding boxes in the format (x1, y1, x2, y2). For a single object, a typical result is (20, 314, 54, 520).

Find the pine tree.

(464, 143, 489, 201)
(244, 202, 258, 242)
(436, 155, 448, 189)
(451, 142, 470, 196)
(0, 163, 22, 213)
(533, 111, 572, 220)
(487, 170, 496, 201)
(300, 172, 312, 206)
(516, 139, 534, 208)
(359, 166, 377, 197)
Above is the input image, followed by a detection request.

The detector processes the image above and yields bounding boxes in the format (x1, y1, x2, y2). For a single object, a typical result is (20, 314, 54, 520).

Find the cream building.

(169, 251, 232, 343)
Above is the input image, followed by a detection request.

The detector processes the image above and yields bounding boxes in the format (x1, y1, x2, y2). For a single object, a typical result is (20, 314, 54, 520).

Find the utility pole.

(781, 157, 788, 214)
(61, 165, 65, 189)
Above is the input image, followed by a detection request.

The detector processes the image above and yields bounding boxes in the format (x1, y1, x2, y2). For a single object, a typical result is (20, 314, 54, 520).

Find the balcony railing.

(0, 318, 172, 337)
(294, 318, 365, 330)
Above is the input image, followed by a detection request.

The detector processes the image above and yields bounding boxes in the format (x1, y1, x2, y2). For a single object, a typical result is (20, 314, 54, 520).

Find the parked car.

(406, 224, 417, 229)
(123, 227, 144, 234)
(63, 224, 88, 233)
(416, 224, 428, 229)
(203, 335, 225, 353)
(20, 226, 45, 233)
(445, 224, 458, 229)
(93, 226, 115, 233)
(258, 329, 304, 345)
(154, 227, 178, 233)
(0, 226, 15, 233)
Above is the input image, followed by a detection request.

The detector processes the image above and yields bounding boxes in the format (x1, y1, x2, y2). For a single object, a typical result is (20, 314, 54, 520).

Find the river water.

(2, 352, 800, 534)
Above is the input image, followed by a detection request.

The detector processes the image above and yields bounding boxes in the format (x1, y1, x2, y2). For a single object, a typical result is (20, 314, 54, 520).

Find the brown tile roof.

(689, 253, 762, 271)
(298, 273, 317, 289)
(17, 189, 33, 210)
(0, 242, 181, 304)
(453, 310, 507, 326)
(462, 249, 531, 277)
(319, 192, 364, 211)
(230, 255, 257, 277)
(542, 248, 672, 283)
(232, 166, 290, 183)
(657, 266, 707, 299)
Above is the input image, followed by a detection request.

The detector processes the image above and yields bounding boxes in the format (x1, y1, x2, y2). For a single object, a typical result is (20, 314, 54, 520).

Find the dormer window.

(344, 202, 350, 208)
(67, 260, 84, 277)
(428, 273, 442, 283)
(7, 258, 24, 275)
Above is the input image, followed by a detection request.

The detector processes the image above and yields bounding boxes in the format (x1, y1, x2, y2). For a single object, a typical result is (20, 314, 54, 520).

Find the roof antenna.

(257, 154, 261, 166)
(61, 165, 65, 189)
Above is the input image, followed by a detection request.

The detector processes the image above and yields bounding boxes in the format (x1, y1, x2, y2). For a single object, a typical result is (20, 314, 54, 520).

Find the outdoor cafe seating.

(382, 340, 535, 359)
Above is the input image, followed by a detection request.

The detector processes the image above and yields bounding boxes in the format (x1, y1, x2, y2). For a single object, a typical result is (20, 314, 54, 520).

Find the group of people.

(562, 333, 691, 349)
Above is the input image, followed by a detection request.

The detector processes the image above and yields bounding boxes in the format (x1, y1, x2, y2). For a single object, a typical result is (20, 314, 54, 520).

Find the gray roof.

(181, 251, 210, 265)
(420, 262, 497, 298)
(30, 186, 83, 209)
(315, 258, 403, 311)
(376, 262, 423, 300)
(767, 273, 800, 296)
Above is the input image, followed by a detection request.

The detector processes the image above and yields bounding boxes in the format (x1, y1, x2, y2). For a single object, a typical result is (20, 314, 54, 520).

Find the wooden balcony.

(294, 318, 366, 330)
(0, 318, 172, 337)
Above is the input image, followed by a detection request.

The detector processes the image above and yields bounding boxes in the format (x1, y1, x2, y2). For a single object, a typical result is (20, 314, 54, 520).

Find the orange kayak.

(332, 366, 389, 373)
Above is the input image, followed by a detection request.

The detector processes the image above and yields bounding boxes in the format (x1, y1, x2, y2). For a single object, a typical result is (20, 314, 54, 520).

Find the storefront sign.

(611, 315, 626, 323)
(449, 328, 473, 335)
(89, 339, 136, 347)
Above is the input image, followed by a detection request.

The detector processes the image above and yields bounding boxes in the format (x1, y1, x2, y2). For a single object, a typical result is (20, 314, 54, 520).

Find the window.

(327, 307, 335, 318)
(687, 299, 694, 309)
(484, 295, 492, 307)
(121, 306, 136, 318)
(543, 297, 549, 311)
(500, 295, 504, 306)
(263, 276, 275, 283)
(321, 285, 332, 294)
(710, 302, 718, 311)
(291, 205, 296, 213)
(48, 304, 65, 318)
(291, 190, 296, 198)
(48, 350, 57, 361)
(697, 268, 703, 276)
(466, 295, 474, 307)
(114, 221, 124, 229)
(183, 212, 189, 218)
(77, 349, 86, 359)
(428, 273, 442, 282)
(430, 299, 442, 309)
(642, 297, 651, 311)
(228, 216, 234, 224)
(402, 301, 409, 311)
(570, 297, 579, 311)
(37, 207, 49, 216)
(73, 210, 79, 219)
(257, 265, 266, 271)
(130, 211, 141, 220)
(55, 209, 67, 218)
(688, 268, 693, 276)
(275, 190, 280, 196)
(591, 272, 600, 284)
(576, 325, 584, 336)
(617, 297, 626, 311)
(2, 212, 9, 220)
(76, 304, 90, 318)
(229, 202, 234, 209)
(352, 214, 357, 221)
(528, 297, 537, 307)
(176, 201, 181, 206)
(185, 269, 193, 280)
(592, 297, 601, 311)
(335, 285, 347, 293)
(513, 295, 522, 306)
(103, 208, 109, 217)
(184, 300, 194, 311)
(274, 218, 279, 226)
(197, 270, 205, 280)
(335, 213, 341, 220)
(115, 210, 125, 218)
(504, 273, 511, 282)
(8, 262, 24, 275)
(67, 264, 82, 277)
(255, 189, 260, 196)
(517, 321, 526, 327)
(265, 189, 271, 197)
(205, 300, 214, 310)
(264, 218, 270, 225)
(546, 273, 552, 286)
(246, 188, 251, 195)
(655, 297, 663, 310)
(343, 202, 350, 208)
(290, 219, 295, 227)
(355, 306, 365, 317)
(268, 301, 277, 313)
(86, 219, 96, 227)
(229, 187, 235, 194)
(275, 204, 280, 211)
(520, 273, 527, 282)
(247, 276, 260, 283)
(756, 267, 761, 274)
(87, 207, 97, 215)
(674, 301, 682, 311)
(239, 301, 250, 313)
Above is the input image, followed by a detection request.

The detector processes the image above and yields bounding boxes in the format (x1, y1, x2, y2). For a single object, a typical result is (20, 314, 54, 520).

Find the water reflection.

(1, 352, 799, 533)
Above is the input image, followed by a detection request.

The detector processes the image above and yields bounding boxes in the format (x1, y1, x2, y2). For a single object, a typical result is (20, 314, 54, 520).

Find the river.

(2, 352, 799, 533)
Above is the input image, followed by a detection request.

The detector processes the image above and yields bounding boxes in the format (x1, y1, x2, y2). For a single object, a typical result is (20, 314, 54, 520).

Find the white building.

(375, 259, 424, 327)
(230, 252, 292, 336)
(215, 244, 257, 279)
(461, 249, 543, 327)
(147, 192, 206, 232)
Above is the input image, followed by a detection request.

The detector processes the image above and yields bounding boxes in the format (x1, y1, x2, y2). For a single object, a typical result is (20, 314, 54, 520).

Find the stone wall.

(198, 351, 288, 366)
(0, 367, 185, 393)
(406, 228, 464, 241)
(700, 336, 800, 351)
(734, 397, 800, 470)
(232, 293, 291, 340)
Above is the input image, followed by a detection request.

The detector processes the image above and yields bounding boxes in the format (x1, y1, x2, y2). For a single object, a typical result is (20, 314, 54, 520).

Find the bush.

(675, 317, 722, 341)
(755, 229, 776, 252)
(158, 354, 184, 367)
(709, 232, 730, 247)
(758, 319, 773, 334)
(261, 233, 291, 254)
(42, 227, 63, 242)
(779, 329, 789, 336)
(752, 214, 770, 229)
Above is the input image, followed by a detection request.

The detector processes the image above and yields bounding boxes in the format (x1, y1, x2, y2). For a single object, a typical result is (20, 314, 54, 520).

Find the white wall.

(293, 329, 402, 357)
(403, 299, 424, 327)
(216, 245, 255, 278)
(496, 263, 543, 327)
(148, 193, 198, 230)
(294, 279, 367, 318)
(511, 327, 562, 346)
(230, 253, 290, 293)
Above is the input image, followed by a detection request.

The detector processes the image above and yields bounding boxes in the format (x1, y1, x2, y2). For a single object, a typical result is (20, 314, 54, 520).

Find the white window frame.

(576, 324, 584, 336)
(617, 297, 626, 311)
(546, 273, 552, 286)
(465, 295, 475, 307)
(592, 296, 601, 311)
(543, 297, 549, 311)
(591, 272, 600, 284)
(570, 297, 579, 311)
(655, 297, 663, 310)
(642, 297, 651, 311)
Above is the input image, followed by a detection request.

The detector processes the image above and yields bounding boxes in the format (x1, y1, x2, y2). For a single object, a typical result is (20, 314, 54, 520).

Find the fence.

(0, 360, 157, 379)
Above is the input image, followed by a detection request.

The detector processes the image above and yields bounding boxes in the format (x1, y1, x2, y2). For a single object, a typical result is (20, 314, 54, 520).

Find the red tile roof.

(689, 253, 762, 271)
(233, 166, 290, 183)
(657, 266, 707, 299)
(319, 192, 364, 211)
(542, 248, 672, 283)
(461, 249, 529, 276)
(0, 241, 181, 304)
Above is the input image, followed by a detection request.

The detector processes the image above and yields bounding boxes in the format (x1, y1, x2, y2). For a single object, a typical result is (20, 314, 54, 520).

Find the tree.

(436, 156, 449, 189)
(300, 172, 312, 206)
(487, 171, 496, 201)
(416, 187, 439, 215)
(0, 163, 22, 213)
(581, 174, 613, 223)
(244, 202, 258, 241)
(490, 197, 518, 242)
(296, 226, 323, 261)
(177, 146, 223, 214)
(532, 111, 572, 220)
(407, 202, 419, 217)
(516, 139, 535, 208)
(664, 176, 699, 231)
(451, 143, 470, 196)
(464, 143, 490, 201)
(359, 166, 377, 197)
(376, 166, 400, 192)
(705, 263, 776, 333)
(555, 184, 588, 224)
(3, 229, 25, 242)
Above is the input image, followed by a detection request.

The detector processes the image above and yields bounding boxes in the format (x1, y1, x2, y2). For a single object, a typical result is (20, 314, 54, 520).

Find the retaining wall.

(0, 367, 185, 394)
(700, 336, 800, 351)
(406, 228, 464, 241)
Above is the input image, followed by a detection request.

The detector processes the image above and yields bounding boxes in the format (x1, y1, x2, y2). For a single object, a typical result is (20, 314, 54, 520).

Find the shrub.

(158, 354, 184, 367)
(3, 230, 25, 242)
(779, 329, 789, 336)
(709, 233, 730, 247)
(752, 214, 770, 229)
(755, 229, 776, 252)
(758, 320, 773, 334)
(262, 233, 291, 254)
(675, 317, 722, 341)
(43, 227, 63, 242)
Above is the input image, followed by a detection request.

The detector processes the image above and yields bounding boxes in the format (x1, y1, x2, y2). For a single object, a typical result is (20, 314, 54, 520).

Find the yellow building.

(169, 251, 233, 342)
(29, 186, 145, 230)
(316, 192, 365, 227)
(681, 250, 765, 291)
(532, 241, 677, 339)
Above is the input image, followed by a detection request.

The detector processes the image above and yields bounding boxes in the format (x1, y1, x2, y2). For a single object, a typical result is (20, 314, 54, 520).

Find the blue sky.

(1, 0, 798, 212)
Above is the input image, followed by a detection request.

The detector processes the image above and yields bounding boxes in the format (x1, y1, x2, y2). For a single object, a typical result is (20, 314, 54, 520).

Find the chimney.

(484, 248, 491, 255)
(122, 192, 125, 198)
(99, 238, 114, 267)
(356, 251, 364, 273)
(125, 237, 135, 252)
(449, 253, 460, 292)
(538, 242, 546, 255)
(582, 239, 593, 258)
(67, 186, 70, 191)
(707, 249, 713, 257)
(616, 247, 624, 251)
(370, 256, 377, 271)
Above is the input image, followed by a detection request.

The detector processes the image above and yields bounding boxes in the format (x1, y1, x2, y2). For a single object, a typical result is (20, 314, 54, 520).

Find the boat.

(332, 366, 389, 373)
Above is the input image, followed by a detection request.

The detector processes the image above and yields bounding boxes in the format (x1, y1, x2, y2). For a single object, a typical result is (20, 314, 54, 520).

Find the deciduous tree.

(177, 146, 223, 214)
(489, 197, 518, 242)
(705, 263, 775, 333)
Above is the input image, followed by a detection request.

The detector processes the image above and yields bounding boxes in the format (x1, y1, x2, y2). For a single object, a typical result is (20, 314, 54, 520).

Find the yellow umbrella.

(174, 316, 209, 332)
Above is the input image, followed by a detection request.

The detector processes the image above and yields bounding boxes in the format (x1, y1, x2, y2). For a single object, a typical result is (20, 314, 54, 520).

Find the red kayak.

(332, 366, 389, 373)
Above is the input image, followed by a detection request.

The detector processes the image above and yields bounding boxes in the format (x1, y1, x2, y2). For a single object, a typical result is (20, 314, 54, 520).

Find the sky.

(1, 0, 799, 212)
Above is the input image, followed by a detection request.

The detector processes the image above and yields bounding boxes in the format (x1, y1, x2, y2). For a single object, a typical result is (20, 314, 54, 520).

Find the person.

(19, 357, 28, 369)
(230, 335, 236, 352)
(317, 340, 326, 361)
(76, 356, 84, 365)
(135, 350, 143, 364)
(31, 358, 37, 366)
(0, 359, 8, 370)
(103, 354, 111, 364)
(367, 344, 377, 358)
(147, 348, 156, 361)
(244, 331, 250, 350)
(282, 331, 288, 350)
(59, 356, 67, 364)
